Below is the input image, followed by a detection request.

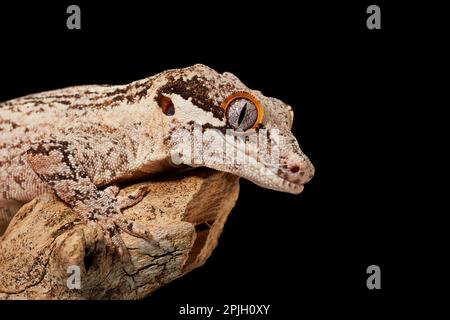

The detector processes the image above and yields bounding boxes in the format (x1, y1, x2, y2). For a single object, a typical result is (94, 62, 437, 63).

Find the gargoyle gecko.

(0, 64, 314, 255)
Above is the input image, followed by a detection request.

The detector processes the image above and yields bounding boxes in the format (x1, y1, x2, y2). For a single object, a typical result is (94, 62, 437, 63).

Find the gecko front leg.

(26, 135, 153, 260)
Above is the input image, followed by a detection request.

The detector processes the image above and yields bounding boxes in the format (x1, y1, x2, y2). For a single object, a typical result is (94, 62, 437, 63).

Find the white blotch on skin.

(168, 93, 225, 127)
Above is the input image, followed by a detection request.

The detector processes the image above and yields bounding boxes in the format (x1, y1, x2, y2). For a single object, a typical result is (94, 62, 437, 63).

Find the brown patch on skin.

(104, 87, 128, 97)
(125, 95, 134, 103)
(0, 119, 20, 130)
(135, 87, 148, 100)
(68, 100, 121, 110)
(102, 80, 153, 103)
(157, 75, 224, 120)
(186, 120, 227, 133)
(30, 100, 46, 106)
(12, 175, 26, 186)
(218, 82, 234, 93)
(111, 96, 125, 103)
(34, 93, 82, 100)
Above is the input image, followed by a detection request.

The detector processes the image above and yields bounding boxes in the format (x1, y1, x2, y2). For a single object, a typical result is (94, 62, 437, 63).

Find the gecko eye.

(221, 92, 263, 130)
(226, 99, 257, 130)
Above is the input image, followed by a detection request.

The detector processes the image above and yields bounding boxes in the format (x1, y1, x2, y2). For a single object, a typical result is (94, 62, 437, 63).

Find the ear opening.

(156, 94, 175, 116)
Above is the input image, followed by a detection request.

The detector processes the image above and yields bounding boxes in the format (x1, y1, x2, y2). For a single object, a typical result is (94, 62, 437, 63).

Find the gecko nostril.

(290, 166, 300, 173)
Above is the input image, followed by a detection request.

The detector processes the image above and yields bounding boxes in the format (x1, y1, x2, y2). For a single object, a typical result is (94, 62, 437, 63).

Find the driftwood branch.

(0, 169, 239, 299)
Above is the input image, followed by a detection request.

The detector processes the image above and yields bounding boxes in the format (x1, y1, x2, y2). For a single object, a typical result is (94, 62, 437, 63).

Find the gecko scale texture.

(0, 64, 314, 251)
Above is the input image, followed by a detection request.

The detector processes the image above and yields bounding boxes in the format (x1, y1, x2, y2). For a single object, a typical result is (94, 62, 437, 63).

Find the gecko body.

(0, 64, 314, 254)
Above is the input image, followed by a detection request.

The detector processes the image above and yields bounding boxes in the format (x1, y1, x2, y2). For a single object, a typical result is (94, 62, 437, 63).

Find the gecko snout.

(283, 157, 315, 185)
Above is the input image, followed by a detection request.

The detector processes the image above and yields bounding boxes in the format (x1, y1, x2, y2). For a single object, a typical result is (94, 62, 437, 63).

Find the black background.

(0, 0, 441, 317)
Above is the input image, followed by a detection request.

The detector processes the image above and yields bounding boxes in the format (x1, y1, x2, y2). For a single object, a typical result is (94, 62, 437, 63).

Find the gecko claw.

(95, 219, 136, 272)
(81, 186, 152, 270)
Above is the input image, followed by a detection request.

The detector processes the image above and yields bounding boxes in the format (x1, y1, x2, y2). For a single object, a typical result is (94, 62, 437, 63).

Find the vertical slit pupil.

(238, 102, 247, 126)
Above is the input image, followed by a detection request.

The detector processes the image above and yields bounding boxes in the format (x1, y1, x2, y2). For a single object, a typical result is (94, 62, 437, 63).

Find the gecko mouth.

(200, 158, 307, 195)
(249, 164, 306, 194)
(170, 133, 312, 194)
(174, 157, 307, 194)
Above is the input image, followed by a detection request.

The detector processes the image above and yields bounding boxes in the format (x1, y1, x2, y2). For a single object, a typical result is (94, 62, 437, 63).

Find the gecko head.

(154, 64, 314, 194)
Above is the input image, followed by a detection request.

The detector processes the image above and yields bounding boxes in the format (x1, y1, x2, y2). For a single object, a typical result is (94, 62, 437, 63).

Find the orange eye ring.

(289, 109, 294, 129)
(220, 92, 264, 129)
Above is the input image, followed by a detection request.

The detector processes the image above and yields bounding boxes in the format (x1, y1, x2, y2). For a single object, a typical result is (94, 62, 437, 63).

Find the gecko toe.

(116, 185, 149, 210)
(113, 215, 155, 242)
(96, 218, 136, 270)
(104, 185, 120, 197)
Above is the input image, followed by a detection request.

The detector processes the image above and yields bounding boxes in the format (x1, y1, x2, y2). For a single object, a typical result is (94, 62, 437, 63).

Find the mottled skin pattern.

(0, 64, 314, 254)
